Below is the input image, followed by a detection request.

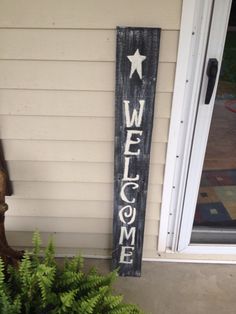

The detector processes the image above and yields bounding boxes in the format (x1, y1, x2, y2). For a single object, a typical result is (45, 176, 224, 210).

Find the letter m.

(119, 226, 136, 246)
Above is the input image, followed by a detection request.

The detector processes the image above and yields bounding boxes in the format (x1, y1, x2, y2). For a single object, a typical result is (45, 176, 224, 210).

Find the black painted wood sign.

(112, 27, 161, 277)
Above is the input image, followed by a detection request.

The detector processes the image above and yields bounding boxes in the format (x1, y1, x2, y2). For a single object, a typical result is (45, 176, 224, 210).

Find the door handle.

(205, 58, 218, 104)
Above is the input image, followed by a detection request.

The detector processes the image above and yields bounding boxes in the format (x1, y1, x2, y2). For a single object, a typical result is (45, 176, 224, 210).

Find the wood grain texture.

(113, 27, 160, 276)
(0, 0, 182, 29)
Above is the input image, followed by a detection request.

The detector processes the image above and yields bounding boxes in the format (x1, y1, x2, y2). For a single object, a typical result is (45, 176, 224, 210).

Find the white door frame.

(158, 0, 233, 254)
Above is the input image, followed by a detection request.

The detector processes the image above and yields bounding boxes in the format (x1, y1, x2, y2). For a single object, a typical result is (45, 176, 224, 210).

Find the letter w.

(124, 100, 145, 127)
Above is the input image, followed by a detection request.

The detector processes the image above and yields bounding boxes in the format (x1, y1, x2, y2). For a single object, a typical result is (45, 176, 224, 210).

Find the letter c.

(120, 182, 139, 203)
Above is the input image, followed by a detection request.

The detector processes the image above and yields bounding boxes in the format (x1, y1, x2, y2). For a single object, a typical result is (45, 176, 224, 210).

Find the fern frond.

(60, 288, 79, 310)
(32, 230, 42, 254)
(36, 263, 56, 307)
(44, 236, 56, 267)
(108, 303, 144, 314)
(19, 253, 32, 289)
(104, 295, 124, 309)
(76, 295, 100, 314)
(58, 270, 84, 289)
(0, 258, 5, 290)
(64, 254, 83, 272)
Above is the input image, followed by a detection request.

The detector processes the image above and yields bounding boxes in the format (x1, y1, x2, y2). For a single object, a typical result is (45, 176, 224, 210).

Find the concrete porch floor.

(84, 259, 236, 314)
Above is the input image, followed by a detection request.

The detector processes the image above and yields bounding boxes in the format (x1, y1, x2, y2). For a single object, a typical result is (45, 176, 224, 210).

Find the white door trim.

(158, 0, 214, 251)
(158, 0, 232, 253)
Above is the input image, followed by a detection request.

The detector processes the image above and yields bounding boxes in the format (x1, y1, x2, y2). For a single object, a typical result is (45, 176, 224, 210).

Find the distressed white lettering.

(120, 182, 139, 203)
(122, 157, 139, 181)
(124, 100, 145, 127)
(124, 130, 143, 155)
(119, 226, 136, 245)
(119, 205, 136, 225)
(119, 246, 135, 264)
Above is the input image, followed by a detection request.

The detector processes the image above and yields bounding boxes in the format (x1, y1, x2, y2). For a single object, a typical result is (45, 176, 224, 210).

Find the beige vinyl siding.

(2, 141, 167, 166)
(0, 29, 179, 63)
(0, 116, 169, 142)
(0, 61, 175, 92)
(6, 182, 162, 203)
(5, 199, 161, 220)
(0, 90, 172, 118)
(6, 231, 158, 258)
(6, 161, 165, 185)
(5, 217, 159, 235)
(0, 0, 182, 29)
(0, 0, 182, 258)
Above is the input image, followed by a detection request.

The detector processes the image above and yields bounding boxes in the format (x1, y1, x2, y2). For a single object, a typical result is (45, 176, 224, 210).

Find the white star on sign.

(127, 49, 146, 80)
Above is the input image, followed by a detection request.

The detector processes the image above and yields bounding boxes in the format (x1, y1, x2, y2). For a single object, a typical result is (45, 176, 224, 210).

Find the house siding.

(0, 0, 182, 258)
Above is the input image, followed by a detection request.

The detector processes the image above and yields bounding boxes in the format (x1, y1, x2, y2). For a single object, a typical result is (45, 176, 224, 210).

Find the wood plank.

(9, 181, 162, 203)
(5, 216, 158, 235)
(7, 161, 164, 184)
(0, 29, 179, 63)
(113, 27, 160, 276)
(5, 199, 160, 220)
(0, 90, 172, 119)
(0, 116, 169, 143)
(0, 61, 175, 92)
(0, 0, 182, 29)
(6, 231, 157, 252)
(2, 140, 167, 164)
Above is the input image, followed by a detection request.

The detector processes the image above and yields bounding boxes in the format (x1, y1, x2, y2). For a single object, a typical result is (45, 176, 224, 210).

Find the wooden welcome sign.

(112, 27, 161, 277)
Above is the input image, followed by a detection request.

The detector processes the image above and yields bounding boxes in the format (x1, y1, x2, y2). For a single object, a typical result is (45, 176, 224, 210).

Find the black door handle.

(205, 58, 218, 104)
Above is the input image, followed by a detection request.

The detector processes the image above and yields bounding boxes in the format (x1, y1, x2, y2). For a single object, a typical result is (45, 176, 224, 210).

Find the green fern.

(0, 258, 5, 290)
(0, 232, 144, 314)
(44, 236, 58, 271)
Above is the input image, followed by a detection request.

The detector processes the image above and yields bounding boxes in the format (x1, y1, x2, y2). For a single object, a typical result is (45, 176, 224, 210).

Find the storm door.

(178, 0, 236, 250)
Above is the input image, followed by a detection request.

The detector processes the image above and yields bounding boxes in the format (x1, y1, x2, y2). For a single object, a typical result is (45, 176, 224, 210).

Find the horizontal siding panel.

(3, 140, 167, 164)
(6, 199, 160, 220)
(0, 0, 182, 29)
(6, 231, 157, 251)
(9, 182, 162, 203)
(48, 247, 113, 257)
(0, 116, 169, 143)
(7, 246, 157, 259)
(0, 90, 172, 119)
(0, 61, 175, 93)
(0, 29, 179, 63)
(7, 161, 164, 185)
(5, 216, 158, 235)
(54, 248, 158, 259)
(7, 231, 113, 249)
